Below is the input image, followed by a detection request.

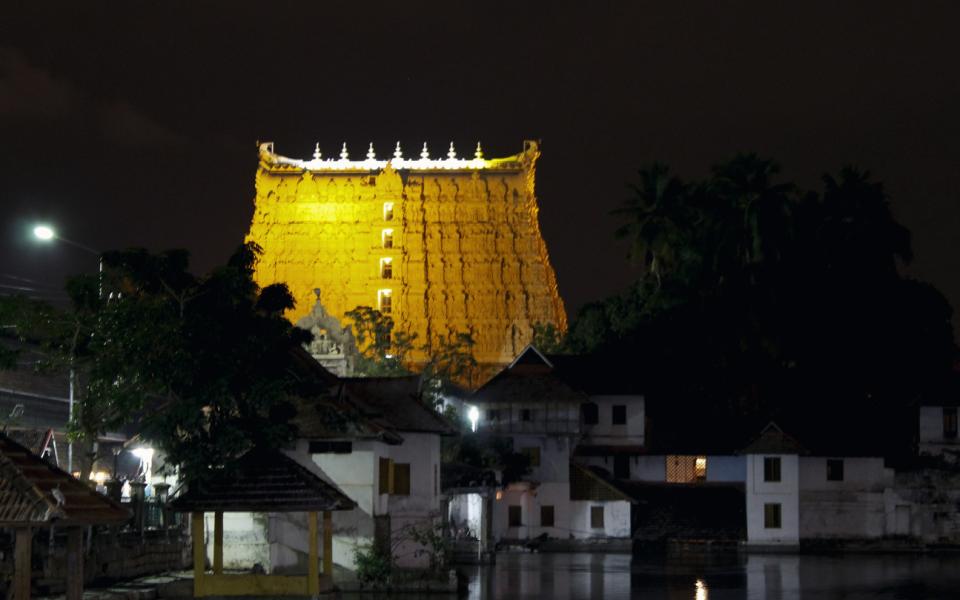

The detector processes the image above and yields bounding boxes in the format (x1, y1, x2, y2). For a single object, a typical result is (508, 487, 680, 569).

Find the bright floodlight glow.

(468, 405, 480, 432)
(695, 578, 709, 600)
(131, 447, 154, 461)
(33, 225, 55, 241)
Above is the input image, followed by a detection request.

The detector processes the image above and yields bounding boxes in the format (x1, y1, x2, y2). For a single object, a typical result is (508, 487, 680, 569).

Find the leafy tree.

(343, 305, 415, 376)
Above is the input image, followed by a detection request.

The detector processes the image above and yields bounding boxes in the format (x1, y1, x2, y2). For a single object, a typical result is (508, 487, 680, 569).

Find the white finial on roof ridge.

(447, 141, 457, 160)
(394, 141, 403, 160)
(474, 141, 483, 160)
(313, 143, 322, 160)
(421, 142, 430, 159)
(340, 142, 349, 160)
(367, 143, 376, 160)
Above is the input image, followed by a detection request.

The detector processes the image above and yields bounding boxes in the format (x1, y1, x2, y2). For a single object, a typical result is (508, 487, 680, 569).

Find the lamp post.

(32, 224, 102, 474)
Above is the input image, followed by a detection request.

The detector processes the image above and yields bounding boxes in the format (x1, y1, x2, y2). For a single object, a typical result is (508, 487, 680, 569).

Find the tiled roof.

(341, 377, 458, 435)
(168, 447, 355, 513)
(569, 462, 637, 502)
(0, 433, 130, 526)
(739, 422, 808, 455)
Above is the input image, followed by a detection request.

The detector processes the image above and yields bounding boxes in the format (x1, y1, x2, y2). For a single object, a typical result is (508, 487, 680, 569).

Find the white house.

(918, 402, 959, 462)
(742, 423, 803, 547)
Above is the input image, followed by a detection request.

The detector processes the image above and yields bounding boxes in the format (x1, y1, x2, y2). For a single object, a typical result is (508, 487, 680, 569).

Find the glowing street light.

(33, 224, 55, 241)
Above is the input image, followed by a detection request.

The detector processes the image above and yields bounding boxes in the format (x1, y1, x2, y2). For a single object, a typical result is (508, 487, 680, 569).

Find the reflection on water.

(460, 552, 960, 599)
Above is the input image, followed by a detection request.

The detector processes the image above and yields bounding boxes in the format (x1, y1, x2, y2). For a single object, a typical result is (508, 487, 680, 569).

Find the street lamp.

(32, 223, 102, 475)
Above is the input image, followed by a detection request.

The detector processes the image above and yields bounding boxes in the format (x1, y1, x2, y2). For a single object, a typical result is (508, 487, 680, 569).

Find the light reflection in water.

(695, 578, 708, 600)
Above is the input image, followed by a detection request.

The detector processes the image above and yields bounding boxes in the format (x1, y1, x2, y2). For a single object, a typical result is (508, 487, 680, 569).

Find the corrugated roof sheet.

(0, 433, 130, 526)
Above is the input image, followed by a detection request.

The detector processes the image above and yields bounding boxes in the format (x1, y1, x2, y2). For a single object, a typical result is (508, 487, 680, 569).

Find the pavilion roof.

(168, 446, 355, 513)
(0, 433, 130, 526)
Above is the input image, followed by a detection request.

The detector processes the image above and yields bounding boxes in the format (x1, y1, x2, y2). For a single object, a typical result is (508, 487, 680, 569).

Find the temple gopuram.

(246, 140, 567, 370)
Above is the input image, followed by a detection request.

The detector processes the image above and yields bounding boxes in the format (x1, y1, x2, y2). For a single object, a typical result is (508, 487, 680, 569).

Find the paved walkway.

(35, 572, 193, 600)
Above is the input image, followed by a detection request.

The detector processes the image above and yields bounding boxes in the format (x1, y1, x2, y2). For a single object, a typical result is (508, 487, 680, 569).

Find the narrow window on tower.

(378, 289, 392, 314)
(383, 202, 394, 221)
(380, 257, 393, 279)
(382, 229, 394, 248)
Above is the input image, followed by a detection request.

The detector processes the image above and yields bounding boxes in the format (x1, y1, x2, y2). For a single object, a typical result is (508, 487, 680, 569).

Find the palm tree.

(611, 163, 690, 287)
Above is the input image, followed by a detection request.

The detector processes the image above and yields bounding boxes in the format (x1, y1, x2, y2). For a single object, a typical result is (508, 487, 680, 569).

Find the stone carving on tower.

(247, 139, 567, 367)
(296, 289, 359, 377)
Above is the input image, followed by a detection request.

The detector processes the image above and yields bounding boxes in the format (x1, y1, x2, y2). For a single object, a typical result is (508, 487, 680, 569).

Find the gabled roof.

(474, 346, 586, 405)
(0, 433, 130, 526)
(569, 462, 637, 503)
(739, 422, 808, 455)
(168, 446, 355, 513)
(341, 376, 458, 435)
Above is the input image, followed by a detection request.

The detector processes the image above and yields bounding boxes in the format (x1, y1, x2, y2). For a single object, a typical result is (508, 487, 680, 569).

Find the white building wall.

(918, 406, 959, 460)
(705, 455, 746, 482)
(745, 454, 800, 546)
(568, 500, 632, 538)
(202, 512, 271, 570)
(633, 455, 666, 481)
(580, 395, 644, 446)
(493, 482, 571, 541)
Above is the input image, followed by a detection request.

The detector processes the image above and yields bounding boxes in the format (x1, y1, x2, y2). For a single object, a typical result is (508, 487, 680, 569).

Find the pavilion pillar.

(191, 512, 205, 598)
(307, 511, 319, 595)
(14, 526, 31, 600)
(65, 528, 83, 600)
(213, 511, 224, 575)
(322, 511, 333, 577)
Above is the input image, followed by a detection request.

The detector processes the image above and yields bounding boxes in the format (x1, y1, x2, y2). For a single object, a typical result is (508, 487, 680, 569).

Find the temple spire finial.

(447, 141, 457, 160)
(420, 142, 430, 160)
(394, 141, 403, 160)
(367, 143, 376, 160)
(313, 143, 322, 160)
(474, 141, 483, 160)
(340, 142, 349, 160)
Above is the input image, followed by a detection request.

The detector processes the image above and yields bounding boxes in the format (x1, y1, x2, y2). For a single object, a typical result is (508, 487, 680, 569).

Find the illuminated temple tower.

(246, 140, 567, 367)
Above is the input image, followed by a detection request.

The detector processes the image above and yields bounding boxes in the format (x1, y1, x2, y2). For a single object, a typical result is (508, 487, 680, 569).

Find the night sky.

(2, 2, 958, 333)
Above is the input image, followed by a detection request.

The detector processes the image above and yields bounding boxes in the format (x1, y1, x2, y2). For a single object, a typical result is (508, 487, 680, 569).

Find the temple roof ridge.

(257, 140, 537, 172)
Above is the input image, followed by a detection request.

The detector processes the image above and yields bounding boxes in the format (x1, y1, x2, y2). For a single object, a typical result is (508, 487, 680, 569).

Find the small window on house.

(378, 289, 392, 314)
(944, 407, 958, 439)
(694, 456, 707, 481)
(613, 455, 630, 479)
(612, 405, 627, 425)
(590, 506, 604, 529)
(308, 441, 353, 454)
(666, 455, 706, 483)
(827, 459, 844, 481)
(540, 505, 555, 527)
(521, 409, 532, 422)
(392, 463, 411, 495)
(764, 503, 782, 529)
(380, 258, 393, 279)
(763, 457, 781, 482)
(581, 402, 599, 425)
(378, 457, 391, 495)
(508, 505, 522, 527)
(382, 229, 394, 248)
(383, 202, 394, 221)
(521, 447, 541, 467)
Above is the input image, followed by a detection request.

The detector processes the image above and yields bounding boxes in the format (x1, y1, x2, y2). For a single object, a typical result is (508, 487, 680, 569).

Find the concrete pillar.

(191, 512, 205, 598)
(308, 511, 319, 595)
(213, 512, 223, 575)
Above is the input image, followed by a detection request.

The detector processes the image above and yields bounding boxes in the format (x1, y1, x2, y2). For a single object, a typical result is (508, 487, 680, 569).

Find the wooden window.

(378, 457, 391, 495)
(612, 405, 627, 425)
(378, 290, 392, 314)
(764, 503, 782, 529)
(581, 402, 599, 425)
(944, 407, 958, 439)
(383, 202, 394, 221)
(392, 463, 411, 496)
(826, 459, 844, 482)
(614, 455, 630, 479)
(540, 505, 555, 527)
(590, 506, 604, 529)
(522, 447, 541, 467)
(763, 457, 781, 482)
(508, 505, 522, 527)
(308, 441, 352, 454)
(381, 259, 392, 279)
(382, 229, 394, 248)
(666, 456, 706, 483)
(521, 408, 532, 422)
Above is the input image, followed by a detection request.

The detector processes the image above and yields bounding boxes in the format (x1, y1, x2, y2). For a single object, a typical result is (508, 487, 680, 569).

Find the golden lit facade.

(246, 140, 567, 365)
